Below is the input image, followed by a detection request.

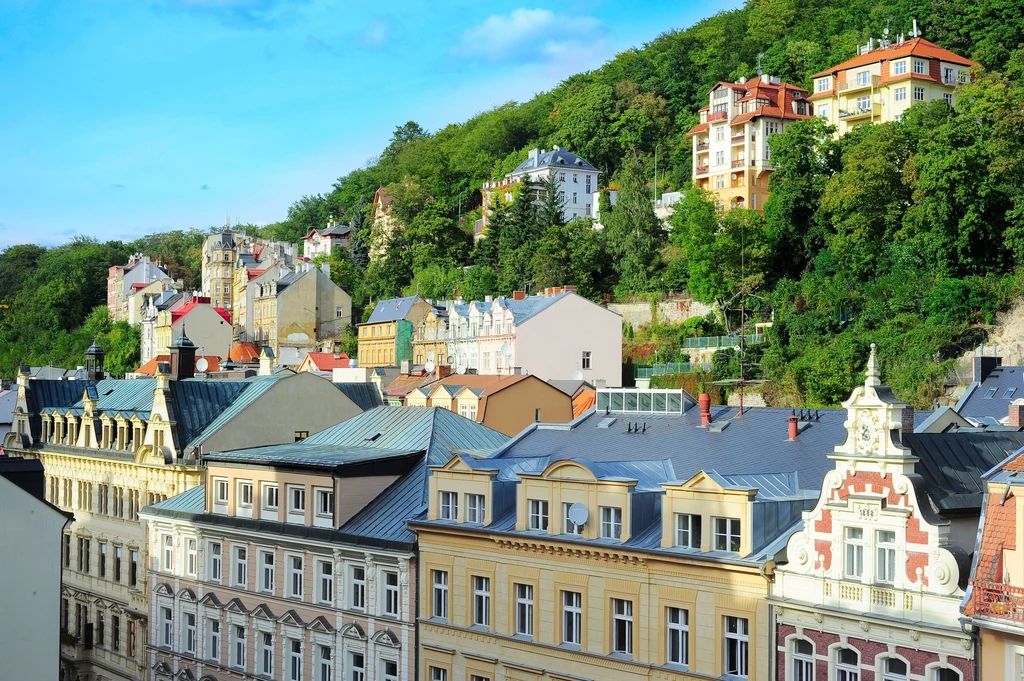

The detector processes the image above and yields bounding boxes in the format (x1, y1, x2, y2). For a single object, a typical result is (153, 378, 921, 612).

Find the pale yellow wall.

(660, 478, 757, 556)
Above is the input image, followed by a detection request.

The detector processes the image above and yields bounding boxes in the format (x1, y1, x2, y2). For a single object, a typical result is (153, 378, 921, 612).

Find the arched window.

(836, 648, 859, 681)
(882, 657, 908, 681)
(932, 668, 961, 681)
(792, 639, 814, 681)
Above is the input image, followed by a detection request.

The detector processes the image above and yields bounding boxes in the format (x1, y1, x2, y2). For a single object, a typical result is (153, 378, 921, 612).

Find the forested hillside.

(2, 0, 1023, 407)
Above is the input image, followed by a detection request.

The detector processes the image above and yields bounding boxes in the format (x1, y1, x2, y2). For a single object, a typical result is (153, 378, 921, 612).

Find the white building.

(481, 147, 601, 227)
(301, 219, 353, 259)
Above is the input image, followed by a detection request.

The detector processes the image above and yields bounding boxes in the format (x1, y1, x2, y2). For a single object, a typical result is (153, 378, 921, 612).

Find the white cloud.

(456, 8, 607, 63)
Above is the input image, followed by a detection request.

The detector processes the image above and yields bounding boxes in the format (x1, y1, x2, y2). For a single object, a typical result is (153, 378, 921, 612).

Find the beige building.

(203, 228, 239, 310)
(369, 187, 400, 262)
(108, 255, 176, 322)
(2, 340, 379, 681)
(154, 299, 233, 360)
(411, 388, 850, 681)
(405, 374, 573, 437)
(233, 262, 289, 346)
(250, 264, 352, 367)
(141, 405, 508, 681)
(810, 35, 976, 136)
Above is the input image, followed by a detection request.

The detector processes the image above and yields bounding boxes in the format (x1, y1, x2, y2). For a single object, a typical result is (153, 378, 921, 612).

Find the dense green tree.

(603, 154, 665, 294)
(532, 219, 609, 299)
(498, 180, 542, 293)
(537, 173, 565, 230)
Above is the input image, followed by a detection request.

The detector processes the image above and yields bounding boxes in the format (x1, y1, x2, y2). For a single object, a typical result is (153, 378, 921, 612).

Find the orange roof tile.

(304, 352, 352, 371)
(135, 354, 221, 375)
(811, 37, 976, 78)
(228, 342, 261, 363)
(572, 389, 596, 418)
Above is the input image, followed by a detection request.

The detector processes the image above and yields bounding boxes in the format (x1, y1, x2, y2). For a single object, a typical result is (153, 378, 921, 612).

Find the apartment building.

(810, 34, 976, 136)
(202, 227, 298, 310)
(771, 346, 1017, 681)
(412, 388, 849, 681)
(153, 298, 233, 360)
(107, 255, 176, 322)
(141, 290, 187, 365)
(481, 147, 601, 229)
(689, 74, 812, 213)
(358, 296, 435, 368)
(302, 218, 353, 259)
(1, 341, 379, 681)
(141, 405, 508, 681)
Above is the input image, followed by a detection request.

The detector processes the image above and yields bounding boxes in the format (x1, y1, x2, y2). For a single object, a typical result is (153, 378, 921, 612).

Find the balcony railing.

(731, 159, 746, 168)
(731, 134, 746, 144)
(838, 103, 880, 120)
(971, 580, 1024, 622)
(634, 362, 713, 379)
(695, 166, 709, 177)
(838, 75, 880, 92)
(680, 333, 764, 350)
(696, 141, 709, 151)
(708, 111, 728, 122)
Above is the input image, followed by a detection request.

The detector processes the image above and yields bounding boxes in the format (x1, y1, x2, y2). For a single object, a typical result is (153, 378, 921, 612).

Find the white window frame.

(529, 499, 549, 531)
(237, 480, 253, 509)
(261, 483, 279, 517)
(318, 559, 334, 605)
(232, 625, 246, 669)
(515, 583, 533, 637)
(882, 656, 909, 681)
(846, 527, 864, 578)
(318, 646, 333, 681)
(233, 545, 247, 588)
(724, 616, 749, 678)
(314, 487, 334, 523)
(876, 530, 897, 584)
(186, 538, 197, 577)
(348, 651, 365, 681)
(895, 87, 907, 102)
(439, 491, 458, 521)
(562, 590, 582, 645)
(667, 607, 689, 666)
(600, 506, 622, 539)
(913, 59, 927, 75)
(563, 503, 583, 535)
(430, 668, 448, 681)
(351, 565, 366, 610)
(472, 575, 490, 627)
(213, 478, 229, 507)
(792, 638, 814, 681)
(817, 77, 830, 92)
(893, 60, 907, 76)
(714, 517, 741, 552)
(914, 86, 925, 101)
(466, 493, 485, 524)
(836, 647, 860, 681)
(287, 485, 305, 523)
(288, 638, 303, 681)
(432, 569, 449, 620)
(582, 350, 592, 369)
(161, 606, 173, 648)
(287, 554, 304, 600)
(675, 513, 700, 548)
(184, 612, 196, 654)
(161, 533, 174, 573)
(260, 550, 275, 594)
(856, 70, 870, 86)
(209, 541, 222, 583)
(383, 570, 400, 617)
(612, 598, 633, 655)
(380, 659, 398, 681)
(206, 618, 220, 662)
(259, 631, 274, 676)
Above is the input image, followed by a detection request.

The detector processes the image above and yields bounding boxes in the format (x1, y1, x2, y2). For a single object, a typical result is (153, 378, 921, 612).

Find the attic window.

(985, 388, 998, 399)
(104, 389, 114, 396)
(364, 432, 382, 442)
(558, 158, 565, 164)
(1006, 388, 1017, 399)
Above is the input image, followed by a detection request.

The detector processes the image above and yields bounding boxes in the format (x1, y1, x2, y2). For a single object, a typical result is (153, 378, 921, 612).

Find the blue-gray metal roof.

(168, 377, 259, 448)
(956, 365, 1024, 422)
(511, 148, 598, 175)
(205, 443, 419, 468)
(304, 406, 509, 467)
(340, 462, 427, 544)
(717, 471, 810, 500)
(147, 484, 205, 514)
(333, 382, 384, 411)
(366, 296, 421, 324)
(497, 292, 570, 325)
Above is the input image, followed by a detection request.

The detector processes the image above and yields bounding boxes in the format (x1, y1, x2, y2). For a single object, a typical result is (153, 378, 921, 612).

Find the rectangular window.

(233, 626, 246, 668)
(564, 503, 584, 534)
(562, 590, 582, 645)
(432, 570, 449, 619)
(716, 150, 725, 165)
(98, 542, 107, 578)
(185, 613, 196, 654)
(260, 632, 274, 676)
(473, 575, 490, 627)
(186, 539, 197, 577)
(316, 488, 334, 518)
(351, 565, 366, 610)
(876, 530, 897, 583)
(161, 607, 173, 648)
(96, 610, 105, 647)
(431, 668, 448, 681)
(260, 550, 275, 593)
(914, 59, 927, 75)
(466, 494, 485, 523)
(582, 350, 592, 369)
(845, 527, 864, 578)
(893, 60, 907, 76)
(894, 87, 907, 102)
(724, 616, 749, 678)
(214, 478, 228, 504)
(914, 86, 925, 101)
(79, 537, 91, 573)
(288, 485, 305, 516)
(319, 647, 333, 681)
(112, 615, 120, 652)
(288, 555, 304, 599)
(944, 93, 954, 105)
(113, 546, 122, 582)
(856, 70, 870, 85)
(668, 607, 689, 665)
(817, 77, 830, 92)
(238, 480, 253, 507)
(439, 491, 458, 520)
(207, 619, 220, 662)
(515, 583, 534, 636)
(209, 542, 222, 583)
(63, 534, 71, 568)
(675, 514, 701, 548)
(612, 598, 633, 655)
(529, 499, 549, 531)
(318, 560, 334, 604)
(601, 506, 622, 539)
(857, 95, 871, 111)
(234, 546, 248, 588)
(130, 550, 138, 586)
(381, 659, 398, 681)
(262, 483, 279, 515)
(714, 517, 741, 552)
(384, 570, 400, 616)
(289, 639, 303, 681)
(348, 652, 365, 681)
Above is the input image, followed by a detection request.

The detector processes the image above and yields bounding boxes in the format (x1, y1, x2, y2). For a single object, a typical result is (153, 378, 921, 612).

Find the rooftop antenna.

(756, 52, 764, 77)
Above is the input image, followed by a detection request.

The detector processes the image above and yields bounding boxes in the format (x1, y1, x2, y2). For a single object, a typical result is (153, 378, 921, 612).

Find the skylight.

(984, 388, 998, 398)
(1006, 388, 1017, 399)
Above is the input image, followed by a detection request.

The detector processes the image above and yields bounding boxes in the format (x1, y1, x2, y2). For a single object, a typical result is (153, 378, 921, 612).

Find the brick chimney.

(788, 412, 800, 440)
(1010, 399, 1024, 428)
(699, 391, 712, 426)
(513, 291, 526, 301)
(900, 405, 915, 441)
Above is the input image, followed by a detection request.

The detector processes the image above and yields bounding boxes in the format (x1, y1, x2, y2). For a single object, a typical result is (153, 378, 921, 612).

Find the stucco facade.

(156, 301, 233, 359)
(358, 297, 434, 368)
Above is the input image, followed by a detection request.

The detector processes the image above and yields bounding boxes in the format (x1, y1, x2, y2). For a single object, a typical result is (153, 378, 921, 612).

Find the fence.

(634, 362, 712, 379)
(679, 334, 764, 349)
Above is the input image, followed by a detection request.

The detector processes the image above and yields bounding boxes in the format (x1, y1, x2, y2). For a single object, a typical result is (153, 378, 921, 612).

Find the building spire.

(865, 343, 881, 387)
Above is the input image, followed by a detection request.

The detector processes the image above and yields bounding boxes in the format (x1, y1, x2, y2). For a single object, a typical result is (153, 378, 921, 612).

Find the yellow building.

(411, 388, 850, 681)
(809, 35, 976, 136)
(413, 305, 450, 367)
(358, 296, 434, 368)
(202, 227, 239, 309)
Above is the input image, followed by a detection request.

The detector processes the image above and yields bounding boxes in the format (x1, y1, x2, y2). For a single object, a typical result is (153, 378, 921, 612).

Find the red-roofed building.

(809, 36, 976, 136)
(687, 74, 811, 213)
(133, 354, 221, 376)
(295, 351, 352, 374)
(152, 300, 233, 359)
(228, 341, 261, 363)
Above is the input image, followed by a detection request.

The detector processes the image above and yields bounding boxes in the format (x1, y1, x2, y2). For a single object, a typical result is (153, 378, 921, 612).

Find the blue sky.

(0, 0, 738, 248)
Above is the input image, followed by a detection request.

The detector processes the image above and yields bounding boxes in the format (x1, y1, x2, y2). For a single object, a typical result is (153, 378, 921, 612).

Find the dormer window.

(816, 78, 830, 92)
(439, 491, 458, 521)
(528, 500, 549, 531)
(675, 514, 701, 549)
(913, 59, 927, 75)
(600, 506, 622, 539)
(466, 494, 485, 524)
(714, 517, 741, 552)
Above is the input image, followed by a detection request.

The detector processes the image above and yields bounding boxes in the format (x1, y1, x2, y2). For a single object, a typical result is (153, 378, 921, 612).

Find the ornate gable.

(340, 621, 366, 640)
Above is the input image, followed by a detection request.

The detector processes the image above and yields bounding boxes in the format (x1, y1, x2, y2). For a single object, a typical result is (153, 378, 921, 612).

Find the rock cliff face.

(945, 299, 1024, 405)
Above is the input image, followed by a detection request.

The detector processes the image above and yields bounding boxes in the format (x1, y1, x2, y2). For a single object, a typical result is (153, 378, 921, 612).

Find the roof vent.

(708, 421, 730, 433)
(597, 417, 617, 429)
(364, 432, 382, 442)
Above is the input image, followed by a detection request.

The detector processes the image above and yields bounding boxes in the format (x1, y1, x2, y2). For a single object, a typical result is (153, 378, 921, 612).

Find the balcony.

(838, 75, 880, 92)
(707, 111, 727, 122)
(695, 141, 709, 152)
(731, 134, 746, 145)
(971, 580, 1024, 623)
(838, 103, 881, 121)
(695, 166, 709, 177)
(731, 159, 747, 169)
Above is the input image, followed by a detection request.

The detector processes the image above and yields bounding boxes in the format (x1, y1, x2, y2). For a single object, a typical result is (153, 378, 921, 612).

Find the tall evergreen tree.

(475, 200, 507, 267)
(349, 197, 370, 269)
(603, 154, 665, 294)
(538, 173, 565, 229)
(498, 181, 542, 293)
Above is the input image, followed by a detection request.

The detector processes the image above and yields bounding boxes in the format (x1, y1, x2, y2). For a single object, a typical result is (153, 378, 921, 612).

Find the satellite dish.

(500, 343, 513, 357)
(350, 358, 359, 367)
(427, 351, 436, 362)
(424, 361, 436, 373)
(195, 357, 209, 373)
(568, 502, 589, 527)
(457, 365, 467, 375)
(573, 370, 584, 381)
